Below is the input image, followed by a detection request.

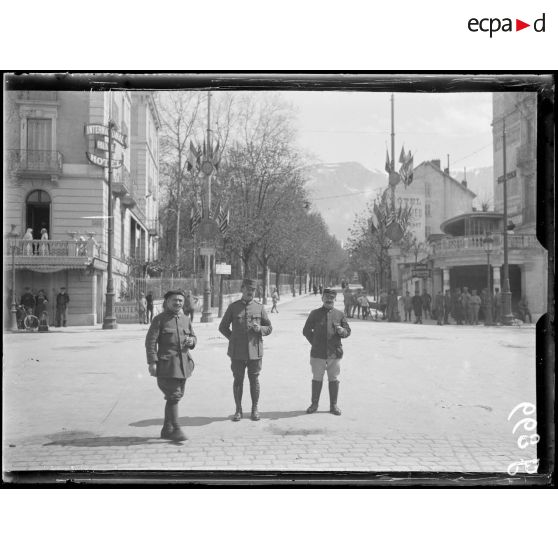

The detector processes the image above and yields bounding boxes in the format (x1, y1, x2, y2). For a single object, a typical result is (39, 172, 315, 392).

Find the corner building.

(4, 90, 161, 325)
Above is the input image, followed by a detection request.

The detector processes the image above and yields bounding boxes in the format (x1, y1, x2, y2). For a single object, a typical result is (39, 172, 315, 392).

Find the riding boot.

(306, 380, 323, 413)
(329, 381, 341, 415)
(168, 401, 187, 442)
(232, 379, 243, 421)
(249, 374, 260, 421)
(160, 401, 174, 440)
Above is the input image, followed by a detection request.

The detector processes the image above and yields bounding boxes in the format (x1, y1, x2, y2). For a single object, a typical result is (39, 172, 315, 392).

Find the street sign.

(497, 170, 517, 183)
(215, 263, 231, 275)
(86, 152, 122, 168)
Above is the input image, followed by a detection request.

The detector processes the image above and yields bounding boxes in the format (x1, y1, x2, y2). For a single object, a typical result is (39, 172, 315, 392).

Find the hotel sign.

(86, 152, 122, 168)
(85, 124, 127, 148)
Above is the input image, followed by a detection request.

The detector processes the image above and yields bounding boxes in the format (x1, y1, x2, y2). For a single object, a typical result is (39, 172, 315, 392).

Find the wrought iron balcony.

(112, 165, 132, 195)
(8, 149, 63, 177)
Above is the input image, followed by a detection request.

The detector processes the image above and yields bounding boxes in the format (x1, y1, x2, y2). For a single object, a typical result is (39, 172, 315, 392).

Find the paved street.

(3, 290, 538, 475)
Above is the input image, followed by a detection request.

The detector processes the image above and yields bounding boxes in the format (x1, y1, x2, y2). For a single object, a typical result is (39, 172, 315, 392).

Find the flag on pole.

(218, 209, 229, 235)
(399, 149, 414, 187)
(189, 202, 202, 234)
(384, 150, 391, 173)
(187, 140, 200, 174)
(399, 145, 406, 164)
(370, 203, 380, 232)
(212, 140, 221, 170)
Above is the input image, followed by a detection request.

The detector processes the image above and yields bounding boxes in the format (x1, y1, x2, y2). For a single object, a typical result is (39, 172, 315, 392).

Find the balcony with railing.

(5, 238, 102, 271)
(7, 149, 63, 178)
(431, 233, 540, 257)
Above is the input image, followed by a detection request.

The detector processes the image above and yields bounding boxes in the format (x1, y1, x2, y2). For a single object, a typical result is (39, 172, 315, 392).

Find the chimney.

(431, 159, 441, 169)
(444, 168, 450, 174)
(461, 180, 468, 187)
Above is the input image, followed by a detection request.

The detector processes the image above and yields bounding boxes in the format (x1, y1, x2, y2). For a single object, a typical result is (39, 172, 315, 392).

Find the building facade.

(426, 92, 546, 319)
(4, 90, 161, 326)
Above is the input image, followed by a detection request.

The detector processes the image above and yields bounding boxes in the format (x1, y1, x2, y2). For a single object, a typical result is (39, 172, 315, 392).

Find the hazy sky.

(279, 91, 494, 172)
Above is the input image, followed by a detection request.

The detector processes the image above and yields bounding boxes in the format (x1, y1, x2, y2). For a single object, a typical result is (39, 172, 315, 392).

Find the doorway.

(26, 190, 51, 240)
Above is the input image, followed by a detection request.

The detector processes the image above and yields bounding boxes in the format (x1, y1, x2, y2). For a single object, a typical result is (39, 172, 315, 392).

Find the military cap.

(164, 289, 186, 300)
(323, 288, 337, 297)
(241, 278, 257, 289)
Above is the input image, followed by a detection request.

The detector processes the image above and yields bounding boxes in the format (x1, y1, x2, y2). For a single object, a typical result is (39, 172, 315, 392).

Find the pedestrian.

(313, 284, 318, 296)
(302, 287, 351, 415)
(461, 287, 472, 324)
(22, 228, 34, 256)
(481, 288, 493, 326)
(351, 289, 361, 319)
(444, 289, 452, 324)
(20, 286, 36, 314)
(403, 291, 413, 322)
(421, 289, 432, 320)
(35, 289, 48, 318)
(39, 228, 49, 255)
(412, 291, 423, 324)
(318, 284, 323, 295)
(518, 296, 532, 324)
(55, 286, 70, 327)
(386, 289, 399, 322)
(138, 291, 148, 324)
(343, 287, 352, 317)
(470, 289, 481, 325)
(218, 278, 273, 422)
(434, 290, 445, 325)
(359, 291, 370, 320)
(146, 291, 154, 323)
(270, 288, 279, 313)
(452, 288, 464, 325)
(145, 289, 196, 442)
(379, 290, 388, 320)
(493, 288, 502, 324)
(183, 290, 195, 322)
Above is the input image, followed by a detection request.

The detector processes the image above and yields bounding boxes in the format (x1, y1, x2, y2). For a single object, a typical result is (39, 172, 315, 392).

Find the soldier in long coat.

(302, 288, 351, 415)
(219, 278, 273, 421)
(145, 289, 197, 442)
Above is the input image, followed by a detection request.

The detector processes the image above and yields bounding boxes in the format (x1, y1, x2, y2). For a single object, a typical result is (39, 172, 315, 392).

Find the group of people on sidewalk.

(7, 285, 70, 328)
(341, 285, 533, 326)
(145, 280, 351, 443)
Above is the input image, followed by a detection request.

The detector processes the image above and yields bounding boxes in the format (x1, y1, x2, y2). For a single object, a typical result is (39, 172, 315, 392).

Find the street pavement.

(3, 288, 538, 476)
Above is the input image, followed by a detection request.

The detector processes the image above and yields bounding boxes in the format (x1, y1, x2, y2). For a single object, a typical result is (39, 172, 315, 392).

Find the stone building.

(4, 90, 161, 326)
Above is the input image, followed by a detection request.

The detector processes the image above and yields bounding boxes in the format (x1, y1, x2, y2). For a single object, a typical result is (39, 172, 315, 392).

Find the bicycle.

(20, 305, 40, 331)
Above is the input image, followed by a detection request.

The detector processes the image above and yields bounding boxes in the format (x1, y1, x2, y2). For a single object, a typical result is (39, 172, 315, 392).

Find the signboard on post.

(215, 263, 231, 275)
(199, 247, 215, 256)
(86, 152, 122, 168)
(497, 170, 517, 183)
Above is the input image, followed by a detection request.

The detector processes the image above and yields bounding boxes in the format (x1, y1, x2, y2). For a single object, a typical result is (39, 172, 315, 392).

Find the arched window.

(26, 189, 51, 239)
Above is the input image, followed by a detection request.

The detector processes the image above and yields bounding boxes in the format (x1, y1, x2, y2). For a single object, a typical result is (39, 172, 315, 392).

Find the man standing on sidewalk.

(302, 288, 351, 416)
(145, 289, 196, 442)
(219, 278, 273, 422)
(55, 286, 70, 327)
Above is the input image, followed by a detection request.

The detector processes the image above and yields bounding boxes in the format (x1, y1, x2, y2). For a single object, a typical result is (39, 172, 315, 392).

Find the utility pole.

(501, 118, 513, 325)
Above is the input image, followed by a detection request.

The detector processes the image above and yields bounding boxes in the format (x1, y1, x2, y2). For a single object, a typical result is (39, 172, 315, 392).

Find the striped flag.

(218, 209, 229, 235)
(384, 150, 391, 173)
(189, 202, 202, 234)
(187, 140, 200, 174)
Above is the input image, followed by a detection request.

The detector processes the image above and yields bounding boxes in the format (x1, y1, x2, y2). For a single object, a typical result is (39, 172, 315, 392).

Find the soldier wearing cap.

(145, 289, 197, 442)
(218, 278, 273, 421)
(302, 287, 351, 415)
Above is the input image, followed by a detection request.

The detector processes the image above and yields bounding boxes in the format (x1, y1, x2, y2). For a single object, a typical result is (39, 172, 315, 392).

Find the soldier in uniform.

(302, 288, 351, 415)
(55, 286, 70, 327)
(219, 278, 273, 422)
(145, 289, 196, 442)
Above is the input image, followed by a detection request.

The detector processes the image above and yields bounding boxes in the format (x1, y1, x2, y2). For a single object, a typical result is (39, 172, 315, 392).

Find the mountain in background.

(452, 166, 494, 209)
(304, 162, 386, 243)
(305, 162, 495, 242)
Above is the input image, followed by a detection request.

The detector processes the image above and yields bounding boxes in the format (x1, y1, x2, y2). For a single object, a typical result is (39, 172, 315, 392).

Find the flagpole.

(390, 93, 396, 210)
(201, 91, 213, 322)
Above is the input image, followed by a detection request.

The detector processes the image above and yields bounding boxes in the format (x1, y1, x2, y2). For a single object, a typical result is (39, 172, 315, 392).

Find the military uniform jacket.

(302, 307, 351, 360)
(218, 299, 272, 360)
(145, 310, 197, 378)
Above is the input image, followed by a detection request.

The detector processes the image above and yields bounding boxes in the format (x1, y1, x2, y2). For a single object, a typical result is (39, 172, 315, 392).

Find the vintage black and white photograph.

(2, 73, 553, 482)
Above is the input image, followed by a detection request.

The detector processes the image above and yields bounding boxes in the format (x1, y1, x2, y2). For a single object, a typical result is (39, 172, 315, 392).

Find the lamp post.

(103, 119, 117, 329)
(482, 232, 494, 326)
(7, 225, 19, 332)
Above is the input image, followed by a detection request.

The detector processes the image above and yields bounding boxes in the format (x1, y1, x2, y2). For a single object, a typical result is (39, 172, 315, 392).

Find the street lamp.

(500, 118, 513, 326)
(6, 225, 19, 332)
(482, 232, 494, 326)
